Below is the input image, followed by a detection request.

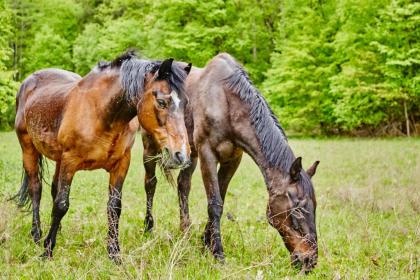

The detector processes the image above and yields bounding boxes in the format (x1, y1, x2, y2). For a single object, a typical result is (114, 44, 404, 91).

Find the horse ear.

(184, 63, 192, 74)
(306, 160, 320, 178)
(157, 58, 174, 80)
(289, 157, 302, 182)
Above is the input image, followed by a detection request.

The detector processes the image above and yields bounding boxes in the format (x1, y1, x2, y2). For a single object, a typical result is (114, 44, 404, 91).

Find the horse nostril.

(174, 151, 184, 164)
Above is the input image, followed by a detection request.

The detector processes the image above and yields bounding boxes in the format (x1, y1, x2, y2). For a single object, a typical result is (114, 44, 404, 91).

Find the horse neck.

(91, 72, 137, 126)
(232, 110, 293, 190)
(241, 137, 289, 190)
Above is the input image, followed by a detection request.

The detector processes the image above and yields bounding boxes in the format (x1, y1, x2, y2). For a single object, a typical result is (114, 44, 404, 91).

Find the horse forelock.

(299, 170, 315, 199)
(167, 62, 188, 99)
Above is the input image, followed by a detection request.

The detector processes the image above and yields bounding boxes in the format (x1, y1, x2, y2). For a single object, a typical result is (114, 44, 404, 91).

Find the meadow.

(0, 131, 418, 279)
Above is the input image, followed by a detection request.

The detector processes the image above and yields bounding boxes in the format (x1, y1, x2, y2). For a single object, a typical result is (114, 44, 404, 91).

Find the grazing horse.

(141, 53, 320, 272)
(13, 51, 191, 262)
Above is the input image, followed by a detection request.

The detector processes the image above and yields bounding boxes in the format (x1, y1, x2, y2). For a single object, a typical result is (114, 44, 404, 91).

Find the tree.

(370, 0, 420, 135)
(1, 0, 418, 134)
(10, 0, 83, 78)
(329, 0, 392, 134)
(0, 1, 18, 129)
(73, 19, 148, 74)
(24, 25, 73, 73)
(263, 0, 339, 134)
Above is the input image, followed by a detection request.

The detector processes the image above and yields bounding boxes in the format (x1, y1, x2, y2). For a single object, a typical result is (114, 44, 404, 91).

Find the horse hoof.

(144, 216, 154, 232)
(201, 233, 211, 248)
(33, 235, 42, 245)
(31, 230, 42, 245)
(107, 242, 121, 264)
(214, 253, 225, 264)
(109, 254, 122, 265)
(180, 220, 191, 232)
(40, 251, 52, 260)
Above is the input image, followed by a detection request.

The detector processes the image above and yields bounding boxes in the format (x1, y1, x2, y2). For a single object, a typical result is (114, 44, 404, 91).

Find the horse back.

(187, 54, 238, 138)
(15, 69, 81, 160)
(186, 54, 252, 161)
(16, 69, 81, 122)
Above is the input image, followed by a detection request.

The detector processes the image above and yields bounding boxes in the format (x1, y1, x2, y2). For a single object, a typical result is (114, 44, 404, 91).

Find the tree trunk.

(404, 100, 410, 137)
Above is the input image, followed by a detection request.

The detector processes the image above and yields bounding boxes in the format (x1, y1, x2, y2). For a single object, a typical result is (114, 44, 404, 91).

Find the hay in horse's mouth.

(145, 151, 190, 187)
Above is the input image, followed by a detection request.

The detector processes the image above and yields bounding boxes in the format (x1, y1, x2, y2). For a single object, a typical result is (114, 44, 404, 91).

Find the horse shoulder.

(191, 74, 230, 147)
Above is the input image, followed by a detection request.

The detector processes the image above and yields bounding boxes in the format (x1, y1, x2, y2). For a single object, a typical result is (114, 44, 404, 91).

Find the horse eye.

(157, 99, 167, 109)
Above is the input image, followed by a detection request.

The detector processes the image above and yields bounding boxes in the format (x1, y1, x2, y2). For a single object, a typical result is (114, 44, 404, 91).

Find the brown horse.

(141, 54, 320, 272)
(13, 51, 191, 262)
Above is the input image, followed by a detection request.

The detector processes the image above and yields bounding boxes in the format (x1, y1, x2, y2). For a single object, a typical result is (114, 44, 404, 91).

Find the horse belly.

(216, 140, 242, 163)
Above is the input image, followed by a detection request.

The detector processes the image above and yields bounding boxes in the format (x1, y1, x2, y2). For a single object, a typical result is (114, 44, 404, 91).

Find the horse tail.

(9, 155, 46, 209)
(9, 171, 30, 208)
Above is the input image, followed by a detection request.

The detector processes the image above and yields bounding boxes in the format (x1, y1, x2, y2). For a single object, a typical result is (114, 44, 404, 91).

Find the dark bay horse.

(141, 53, 320, 272)
(13, 51, 191, 262)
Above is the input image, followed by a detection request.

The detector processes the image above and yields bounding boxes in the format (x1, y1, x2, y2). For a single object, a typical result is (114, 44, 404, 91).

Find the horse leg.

(143, 144, 158, 232)
(42, 158, 76, 259)
(107, 152, 130, 264)
(218, 153, 242, 202)
(199, 144, 225, 261)
(177, 152, 197, 232)
(18, 132, 43, 244)
(51, 161, 62, 232)
(51, 161, 60, 202)
(202, 154, 242, 252)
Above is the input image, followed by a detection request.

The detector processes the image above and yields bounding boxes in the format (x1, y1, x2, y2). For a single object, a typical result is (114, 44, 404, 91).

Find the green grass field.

(0, 131, 419, 279)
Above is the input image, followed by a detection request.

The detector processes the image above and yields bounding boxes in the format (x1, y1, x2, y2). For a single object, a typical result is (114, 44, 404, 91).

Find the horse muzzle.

(163, 148, 191, 169)
(291, 250, 318, 273)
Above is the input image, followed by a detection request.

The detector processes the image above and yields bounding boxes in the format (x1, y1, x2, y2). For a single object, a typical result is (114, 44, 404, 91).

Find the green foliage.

(0, 71, 18, 130)
(371, 1, 420, 123)
(264, 0, 419, 135)
(329, 0, 420, 133)
(264, 1, 339, 134)
(1, 0, 419, 134)
(73, 19, 147, 74)
(12, 0, 83, 76)
(0, 1, 18, 129)
(24, 25, 73, 72)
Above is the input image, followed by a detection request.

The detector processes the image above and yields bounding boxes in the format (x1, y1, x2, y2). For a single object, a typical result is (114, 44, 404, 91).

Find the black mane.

(224, 63, 315, 196)
(223, 63, 293, 170)
(97, 50, 137, 70)
(223, 60, 315, 197)
(97, 50, 188, 104)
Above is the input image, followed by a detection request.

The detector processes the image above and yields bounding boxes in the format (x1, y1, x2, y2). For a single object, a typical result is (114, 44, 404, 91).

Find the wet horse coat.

(14, 52, 191, 262)
(142, 53, 320, 272)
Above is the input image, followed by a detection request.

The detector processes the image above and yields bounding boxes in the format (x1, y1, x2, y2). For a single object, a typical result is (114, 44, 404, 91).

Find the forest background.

(0, 0, 418, 136)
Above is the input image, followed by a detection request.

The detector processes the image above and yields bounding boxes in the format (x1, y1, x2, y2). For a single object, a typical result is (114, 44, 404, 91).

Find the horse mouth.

(291, 252, 318, 273)
(164, 159, 191, 170)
